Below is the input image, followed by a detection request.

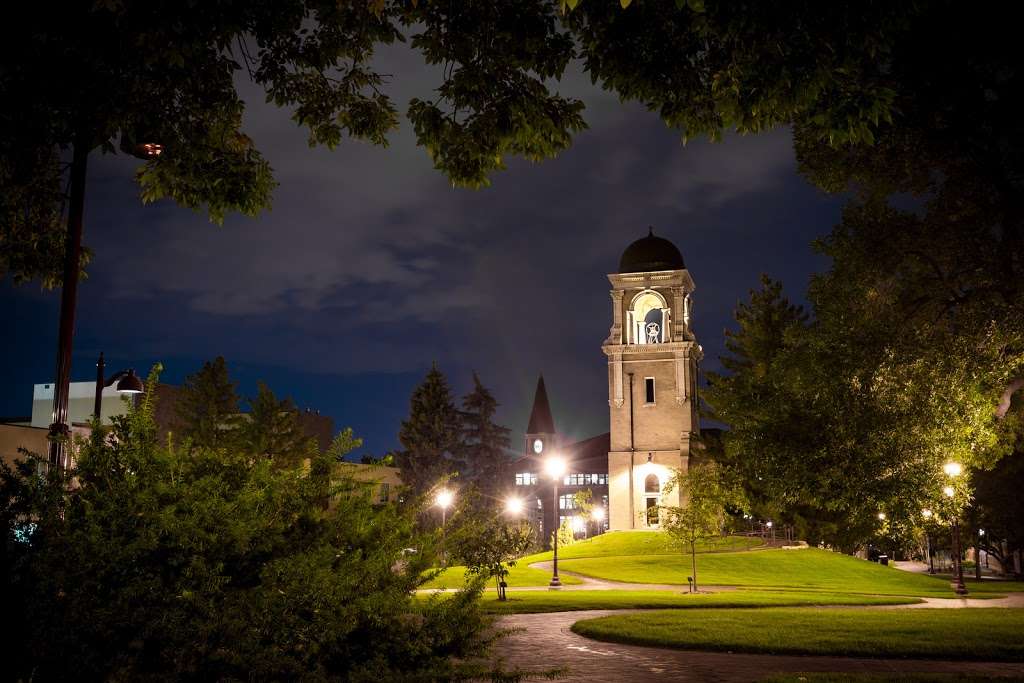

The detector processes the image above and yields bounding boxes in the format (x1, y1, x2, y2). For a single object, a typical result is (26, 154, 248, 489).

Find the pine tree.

(175, 356, 240, 450)
(243, 382, 313, 468)
(460, 373, 511, 496)
(396, 364, 462, 497)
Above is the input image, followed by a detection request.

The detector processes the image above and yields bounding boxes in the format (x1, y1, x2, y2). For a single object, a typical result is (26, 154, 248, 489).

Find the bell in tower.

(602, 228, 702, 530)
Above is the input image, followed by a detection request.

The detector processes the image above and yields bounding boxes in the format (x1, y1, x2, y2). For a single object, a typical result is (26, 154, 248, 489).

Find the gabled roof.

(526, 375, 556, 434)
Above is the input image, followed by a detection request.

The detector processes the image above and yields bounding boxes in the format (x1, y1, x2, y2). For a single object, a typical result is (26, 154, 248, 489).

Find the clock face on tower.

(533, 438, 544, 454)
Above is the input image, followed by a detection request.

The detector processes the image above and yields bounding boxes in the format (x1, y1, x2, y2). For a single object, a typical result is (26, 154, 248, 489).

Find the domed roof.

(618, 228, 685, 273)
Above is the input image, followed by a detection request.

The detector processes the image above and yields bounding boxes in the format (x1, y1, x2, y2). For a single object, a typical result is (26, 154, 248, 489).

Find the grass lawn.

(416, 588, 918, 614)
(470, 589, 919, 614)
(522, 531, 761, 563)
(421, 563, 583, 589)
(556, 546, 1012, 598)
(571, 608, 1024, 661)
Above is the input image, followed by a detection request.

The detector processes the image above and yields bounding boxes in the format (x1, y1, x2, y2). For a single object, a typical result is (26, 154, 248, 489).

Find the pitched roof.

(526, 375, 556, 434)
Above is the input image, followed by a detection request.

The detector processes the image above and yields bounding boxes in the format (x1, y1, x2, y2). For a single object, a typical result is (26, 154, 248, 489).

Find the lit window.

(644, 377, 655, 404)
(515, 472, 538, 486)
(629, 290, 669, 344)
(559, 494, 577, 510)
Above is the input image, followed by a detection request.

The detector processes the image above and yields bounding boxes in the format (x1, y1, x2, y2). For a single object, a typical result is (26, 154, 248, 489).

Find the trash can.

(879, 555, 889, 566)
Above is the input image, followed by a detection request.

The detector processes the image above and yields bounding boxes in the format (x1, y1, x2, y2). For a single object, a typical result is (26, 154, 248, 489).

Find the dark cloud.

(0, 42, 841, 454)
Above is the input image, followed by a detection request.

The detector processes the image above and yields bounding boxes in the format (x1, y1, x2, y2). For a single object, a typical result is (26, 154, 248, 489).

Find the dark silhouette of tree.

(395, 364, 462, 496)
(460, 373, 511, 496)
(175, 356, 240, 450)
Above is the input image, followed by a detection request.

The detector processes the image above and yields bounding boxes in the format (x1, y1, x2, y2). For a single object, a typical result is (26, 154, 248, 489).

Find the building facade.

(511, 229, 701, 539)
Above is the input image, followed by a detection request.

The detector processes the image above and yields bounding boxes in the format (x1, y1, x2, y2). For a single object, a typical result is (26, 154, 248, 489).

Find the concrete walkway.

(496, 610, 1024, 682)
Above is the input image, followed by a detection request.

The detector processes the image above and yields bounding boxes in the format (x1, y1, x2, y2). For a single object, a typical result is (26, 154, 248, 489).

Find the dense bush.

(0, 370, 516, 681)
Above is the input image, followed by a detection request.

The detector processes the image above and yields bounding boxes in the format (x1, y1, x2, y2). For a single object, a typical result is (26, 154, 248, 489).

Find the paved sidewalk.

(496, 610, 1024, 682)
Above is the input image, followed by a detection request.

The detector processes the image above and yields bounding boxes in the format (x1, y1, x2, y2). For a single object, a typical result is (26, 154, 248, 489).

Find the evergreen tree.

(243, 382, 313, 468)
(175, 356, 240, 450)
(460, 373, 511, 496)
(395, 364, 462, 497)
(0, 366, 513, 681)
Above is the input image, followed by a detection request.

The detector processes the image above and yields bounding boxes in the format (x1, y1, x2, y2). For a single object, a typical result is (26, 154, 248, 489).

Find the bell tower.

(525, 375, 557, 460)
(603, 228, 701, 530)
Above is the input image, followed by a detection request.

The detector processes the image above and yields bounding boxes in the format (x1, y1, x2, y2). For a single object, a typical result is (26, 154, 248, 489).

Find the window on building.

(628, 290, 670, 344)
(379, 482, 390, 503)
(644, 377, 656, 404)
(645, 473, 660, 493)
(515, 472, 538, 486)
(559, 494, 577, 510)
(563, 473, 609, 486)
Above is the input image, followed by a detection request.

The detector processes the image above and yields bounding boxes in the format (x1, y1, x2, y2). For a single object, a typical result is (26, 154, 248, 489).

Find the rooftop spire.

(527, 374, 555, 434)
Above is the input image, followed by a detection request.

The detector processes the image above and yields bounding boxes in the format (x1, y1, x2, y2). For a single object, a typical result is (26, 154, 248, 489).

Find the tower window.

(628, 290, 669, 344)
(644, 377, 656, 404)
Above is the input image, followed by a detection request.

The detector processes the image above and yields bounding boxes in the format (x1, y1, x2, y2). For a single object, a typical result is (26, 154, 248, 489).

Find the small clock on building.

(532, 438, 544, 454)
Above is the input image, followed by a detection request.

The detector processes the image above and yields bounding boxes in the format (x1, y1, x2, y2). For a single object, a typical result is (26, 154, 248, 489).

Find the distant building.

(333, 461, 403, 506)
(1, 379, 335, 466)
(511, 229, 702, 540)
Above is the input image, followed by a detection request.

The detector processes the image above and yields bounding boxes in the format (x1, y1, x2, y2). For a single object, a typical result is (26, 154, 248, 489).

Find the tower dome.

(618, 227, 685, 273)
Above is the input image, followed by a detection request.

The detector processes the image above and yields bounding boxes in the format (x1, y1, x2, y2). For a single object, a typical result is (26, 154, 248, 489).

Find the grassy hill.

(525, 531, 1022, 598)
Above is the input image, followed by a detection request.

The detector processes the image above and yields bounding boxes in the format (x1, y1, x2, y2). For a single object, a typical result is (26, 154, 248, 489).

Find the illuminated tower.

(602, 228, 701, 530)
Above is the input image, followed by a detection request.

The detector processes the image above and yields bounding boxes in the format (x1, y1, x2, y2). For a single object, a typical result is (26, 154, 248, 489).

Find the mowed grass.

(421, 563, 582, 590)
(466, 589, 918, 615)
(572, 608, 1024, 661)
(556, 545, 1011, 597)
(523, 531, 761, 563)
(415, 588, 918, 614)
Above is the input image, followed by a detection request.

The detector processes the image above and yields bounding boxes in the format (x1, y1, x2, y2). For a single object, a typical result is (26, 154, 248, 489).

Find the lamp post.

(436, 488, 454, 567)
(943, 461, 968, 596)
(47, 134, 162, 471)
(505, 496, 524, 516)
(544, 454, 567, 588)
(922, 509, 935, 574)
(591, 506, 605, 537)
(976, 528, 985, 581)
(93, 352, 145, 420)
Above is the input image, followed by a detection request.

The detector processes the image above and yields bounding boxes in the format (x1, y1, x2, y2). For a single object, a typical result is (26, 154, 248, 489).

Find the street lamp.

(436, 488, 454, 567)
(93, 352, 145, 420)
(544, 454, 567, 588)
(505, 496, 524, 515)
(943, 465, 968, 596)
(878, 512, 886, 521)
(47, 129, 163, 471)
(922, 509, 935, 574)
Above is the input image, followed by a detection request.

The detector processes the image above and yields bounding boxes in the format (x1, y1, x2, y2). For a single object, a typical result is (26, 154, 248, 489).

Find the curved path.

(525, 561, 733, 592)
(495, 609, 1024, 682)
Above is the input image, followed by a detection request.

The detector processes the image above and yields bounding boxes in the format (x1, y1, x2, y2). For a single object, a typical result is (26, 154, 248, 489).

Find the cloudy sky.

(0, 42, 843, 456)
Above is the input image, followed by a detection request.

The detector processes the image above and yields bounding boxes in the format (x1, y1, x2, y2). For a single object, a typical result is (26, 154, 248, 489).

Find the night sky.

(0, 45, 842, 458)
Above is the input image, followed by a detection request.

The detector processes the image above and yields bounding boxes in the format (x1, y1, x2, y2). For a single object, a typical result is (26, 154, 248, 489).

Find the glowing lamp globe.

(436, 489, 454, 509)
(544, 455, 567, 480)
(591, 507, 605, 522)
(505, 497, 524, 515)
(943, 462, 963, 477)
(943, 485, 956, 498)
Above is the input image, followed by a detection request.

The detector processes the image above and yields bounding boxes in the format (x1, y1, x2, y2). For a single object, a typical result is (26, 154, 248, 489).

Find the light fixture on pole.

(943, 464, 968, 596)
(505, 496, 524, 516)
(436, 488, 454, 567)
(544, 454, 567, 588)
(922, 509, 935, 574)
(93, 352, 145, 420)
